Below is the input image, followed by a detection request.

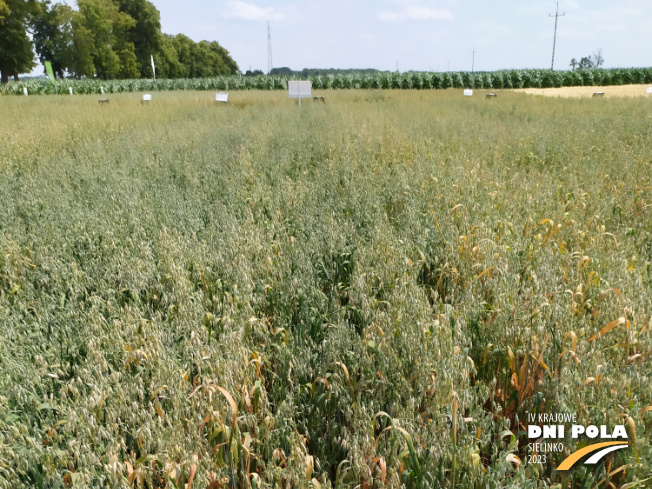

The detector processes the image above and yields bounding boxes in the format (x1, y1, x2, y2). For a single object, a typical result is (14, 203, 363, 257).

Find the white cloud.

(223, 1, 282, 21)
(377, 6, 454, 22)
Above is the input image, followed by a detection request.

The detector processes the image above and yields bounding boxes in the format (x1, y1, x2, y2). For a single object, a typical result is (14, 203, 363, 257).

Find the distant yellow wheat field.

(515, 83, 652, 98)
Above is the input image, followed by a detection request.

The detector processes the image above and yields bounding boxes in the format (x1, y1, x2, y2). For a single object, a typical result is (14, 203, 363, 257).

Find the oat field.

(0, 90, 651, 488)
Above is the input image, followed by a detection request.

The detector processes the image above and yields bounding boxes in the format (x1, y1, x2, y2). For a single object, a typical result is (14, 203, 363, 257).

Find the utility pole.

(471, 49, 476, 87)
(267, 22, 273, 74)
(549, 2, 565, 70)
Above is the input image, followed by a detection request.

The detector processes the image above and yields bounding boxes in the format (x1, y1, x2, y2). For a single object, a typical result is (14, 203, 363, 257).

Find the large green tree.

(113, 0, 160, 77)
(31, 0, 100, 78)
(0, 0, 10, 21)
(29, 0, 239, 81)
(31, 1, 75, 78)
(160, 34, 239, 79)
(69, 11, 95, 77)
(154, 33, 185, 78)
(77, 0, 139, 79)
(204, 40, 238, 75)
(0, 0, 39, 83)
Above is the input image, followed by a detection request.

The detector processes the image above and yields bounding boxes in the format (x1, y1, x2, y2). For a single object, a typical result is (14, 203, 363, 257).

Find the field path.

(515, 83, 652, 98)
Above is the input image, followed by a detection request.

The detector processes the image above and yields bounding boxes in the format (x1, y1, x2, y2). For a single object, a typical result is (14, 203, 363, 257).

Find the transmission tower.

(549, 2, 565, 70)
(267, 22, 273, 74)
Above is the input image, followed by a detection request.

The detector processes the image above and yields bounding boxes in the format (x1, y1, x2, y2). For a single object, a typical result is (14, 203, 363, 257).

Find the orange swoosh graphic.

(557, 441, 628, 470)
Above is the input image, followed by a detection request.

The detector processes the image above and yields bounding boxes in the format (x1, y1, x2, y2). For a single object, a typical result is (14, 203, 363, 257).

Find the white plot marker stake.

(288, 80, 311, 107)
(69, 87, 73, 95)
(23, 87, 28, 96)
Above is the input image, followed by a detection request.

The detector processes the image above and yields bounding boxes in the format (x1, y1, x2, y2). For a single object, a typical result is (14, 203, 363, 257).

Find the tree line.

(0, 0, 239, 84)
(266, 67, 383, 77)
(569, 50, 604, 71)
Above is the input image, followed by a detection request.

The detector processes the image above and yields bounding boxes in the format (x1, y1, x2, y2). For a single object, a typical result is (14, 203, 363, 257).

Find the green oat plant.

(0, 90, 650, 488)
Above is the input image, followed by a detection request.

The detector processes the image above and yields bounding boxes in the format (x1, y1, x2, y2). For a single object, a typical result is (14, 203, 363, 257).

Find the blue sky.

(45, 0, 652, 73)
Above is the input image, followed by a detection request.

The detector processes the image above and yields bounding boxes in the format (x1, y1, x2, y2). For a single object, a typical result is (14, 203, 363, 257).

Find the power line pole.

(549, 2, 565, 70)
(471, 49, 476, 87)
(267, 22, 273, 74)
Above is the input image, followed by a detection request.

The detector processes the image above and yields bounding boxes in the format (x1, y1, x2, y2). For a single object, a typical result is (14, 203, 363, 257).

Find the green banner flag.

(44, 61, 55, 82)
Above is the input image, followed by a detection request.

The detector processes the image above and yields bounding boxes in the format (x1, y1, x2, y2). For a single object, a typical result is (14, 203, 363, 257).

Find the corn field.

(2, 67, 652, 96)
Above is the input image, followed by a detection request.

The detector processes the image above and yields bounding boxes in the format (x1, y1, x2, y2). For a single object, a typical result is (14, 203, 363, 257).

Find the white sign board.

(216, 92, 228, 102)
(464, 89, 473, 96)
(23, 87, 28, 96)
(101, 87, 105, 94)
(289, 81, 311, 105)
(647, 87, 652, 94)
(143, 94, 152, 101)
(69, 87, 73, 95)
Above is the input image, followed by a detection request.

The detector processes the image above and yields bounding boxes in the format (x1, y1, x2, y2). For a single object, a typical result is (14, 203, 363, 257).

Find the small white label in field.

(143, 94, 152, 101)
(101, 87, 104, 94)
(69, 87, 73, 95)
(23, 87, 28, 96)
(647, 87, 652, 94)
(216, 92, 228, 102)
(464, 89, 473, 96)
(288, 81, 312, 99)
